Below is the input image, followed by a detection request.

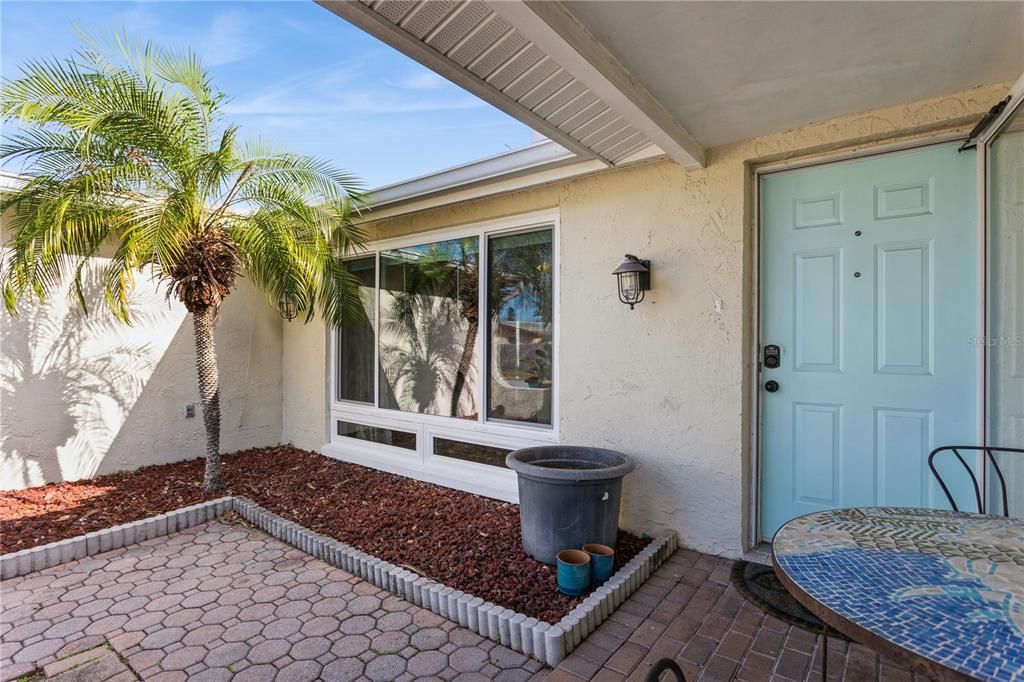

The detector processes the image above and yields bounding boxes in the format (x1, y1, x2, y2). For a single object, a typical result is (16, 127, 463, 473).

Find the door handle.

(764, 380, 779, 393)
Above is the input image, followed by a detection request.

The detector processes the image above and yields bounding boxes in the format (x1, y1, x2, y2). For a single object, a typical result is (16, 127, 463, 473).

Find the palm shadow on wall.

(375, 234, 554, 422)
(379, 295, 471, 416)
(378, 239, 479, 419)
(1, 274, 160, 489)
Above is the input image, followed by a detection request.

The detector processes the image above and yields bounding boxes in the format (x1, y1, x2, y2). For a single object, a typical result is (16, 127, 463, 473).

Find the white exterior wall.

(0, 230, 284, 490)
(282, 84, 1009, 557)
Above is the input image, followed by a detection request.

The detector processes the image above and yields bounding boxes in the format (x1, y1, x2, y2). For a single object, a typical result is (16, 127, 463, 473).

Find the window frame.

(325, 210, 559, 501)
(334, 254, 377, 406)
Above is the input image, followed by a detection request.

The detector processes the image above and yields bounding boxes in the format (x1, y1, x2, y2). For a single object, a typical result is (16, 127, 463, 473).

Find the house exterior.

(3, 1, 1023, 560)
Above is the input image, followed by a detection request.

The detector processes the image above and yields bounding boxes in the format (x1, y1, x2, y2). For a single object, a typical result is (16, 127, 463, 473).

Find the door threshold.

(743, 542, 772, 566)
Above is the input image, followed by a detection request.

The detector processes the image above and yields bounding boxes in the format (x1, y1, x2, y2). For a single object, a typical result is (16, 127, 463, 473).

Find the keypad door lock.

(763, 345, 781, 369)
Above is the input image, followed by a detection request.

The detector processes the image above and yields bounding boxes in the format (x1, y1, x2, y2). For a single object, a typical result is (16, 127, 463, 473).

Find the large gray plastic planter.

(506, 446, 636, 565)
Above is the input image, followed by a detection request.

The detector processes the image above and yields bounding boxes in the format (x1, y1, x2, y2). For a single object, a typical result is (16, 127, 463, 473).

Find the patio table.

(772, 507, 1024, 681)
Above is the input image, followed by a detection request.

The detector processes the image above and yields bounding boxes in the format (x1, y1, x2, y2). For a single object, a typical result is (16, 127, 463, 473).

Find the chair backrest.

(927, 445, 1024, 516)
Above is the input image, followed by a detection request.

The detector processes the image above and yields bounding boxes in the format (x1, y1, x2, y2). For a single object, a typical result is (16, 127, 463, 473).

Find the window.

(487, 230, 554, 425)
(433, 437, 511, 468)
(337, 420, 416, 450)
(378, 237, 480, 419)
(336, 257, 376, 403)
(330, 215, 556, 478)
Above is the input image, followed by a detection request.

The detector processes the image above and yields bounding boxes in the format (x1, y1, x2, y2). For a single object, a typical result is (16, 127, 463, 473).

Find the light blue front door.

(760, 143, 979, 540)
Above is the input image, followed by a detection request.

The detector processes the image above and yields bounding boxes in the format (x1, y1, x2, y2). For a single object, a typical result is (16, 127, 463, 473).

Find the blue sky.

(0, 0, 535, 188)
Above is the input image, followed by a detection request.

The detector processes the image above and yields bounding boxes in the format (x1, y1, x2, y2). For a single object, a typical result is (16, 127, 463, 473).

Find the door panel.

(875, 407, 933, 507)
(794, 250, 842, 372)
(760, 143, 979, 540)
(792, 402, 841, 505)
(875, 240, 932, 374)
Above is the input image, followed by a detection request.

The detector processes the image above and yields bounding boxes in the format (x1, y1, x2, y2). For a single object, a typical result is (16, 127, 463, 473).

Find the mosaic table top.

(773, 507, 1024, 682)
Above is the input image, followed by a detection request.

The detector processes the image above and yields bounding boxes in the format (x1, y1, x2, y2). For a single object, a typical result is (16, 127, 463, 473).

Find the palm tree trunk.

(450, 318, 479, 417)
(193, 306, 224, 491)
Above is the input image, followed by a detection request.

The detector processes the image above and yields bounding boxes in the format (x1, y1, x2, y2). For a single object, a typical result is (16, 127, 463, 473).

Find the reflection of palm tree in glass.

(492, 250, 551, 326)
(488, 234, 553, 423)
(490, 239, 552, 340)
(453, 236, 553, 416)
(380, 238, 478, 418)
(380, 233, 552, 421)
(450, 245, 479, 418)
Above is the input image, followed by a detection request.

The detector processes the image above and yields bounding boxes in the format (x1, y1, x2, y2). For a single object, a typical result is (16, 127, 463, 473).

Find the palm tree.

(0, 34, 368, 491)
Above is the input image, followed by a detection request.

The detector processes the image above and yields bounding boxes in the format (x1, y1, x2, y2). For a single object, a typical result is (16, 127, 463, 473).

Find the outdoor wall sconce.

(278, 293, 298, 321)
(612, 254, 651, 309)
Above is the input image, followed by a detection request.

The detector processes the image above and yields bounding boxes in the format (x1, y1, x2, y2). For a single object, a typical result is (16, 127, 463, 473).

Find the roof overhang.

(321, 0, 1021, 214)
(0, 171, 29, 193)
(316, 0, 705, 168)
(485, 1, 705, 168)
(370, 138, 577, 207)
(365, 139, 664, 220)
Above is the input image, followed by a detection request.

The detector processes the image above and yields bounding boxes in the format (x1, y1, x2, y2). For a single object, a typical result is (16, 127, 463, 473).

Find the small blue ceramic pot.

(583, 543, 615, 585)
(557, 549, 591, 596)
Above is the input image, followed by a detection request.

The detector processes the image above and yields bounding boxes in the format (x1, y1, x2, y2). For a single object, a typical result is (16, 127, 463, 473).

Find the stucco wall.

(286, 83, 1007, 558)
(282, 318, 329, 453)
(0, 232, 284, 490)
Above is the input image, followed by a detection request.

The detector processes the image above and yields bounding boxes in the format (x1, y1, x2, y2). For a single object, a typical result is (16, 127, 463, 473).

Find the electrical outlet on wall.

(185, 403, 196, 418)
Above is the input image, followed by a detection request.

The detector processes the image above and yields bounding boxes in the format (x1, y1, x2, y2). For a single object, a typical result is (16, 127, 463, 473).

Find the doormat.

(731, 560, 847, 638)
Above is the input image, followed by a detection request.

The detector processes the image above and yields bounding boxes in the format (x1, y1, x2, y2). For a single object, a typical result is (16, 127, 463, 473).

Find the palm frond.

(1, 32, 368, 326)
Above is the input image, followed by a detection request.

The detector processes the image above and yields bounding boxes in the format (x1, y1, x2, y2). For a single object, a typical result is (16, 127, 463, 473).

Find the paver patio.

(547, 550, 926, 682)
(0, 519, 546, 682)
(1, 517, 928, 682)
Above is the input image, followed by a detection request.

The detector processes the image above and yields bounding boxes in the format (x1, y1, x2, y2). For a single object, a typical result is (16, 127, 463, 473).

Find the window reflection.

(487, 230, 554, 425)
(378, 237, 480, 419)
(433, 437, 511, 468)
(336, 257, 376, 403)
(337, 420, 416, 450)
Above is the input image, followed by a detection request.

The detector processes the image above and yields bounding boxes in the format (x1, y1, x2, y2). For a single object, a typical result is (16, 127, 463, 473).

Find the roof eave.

(363, 142, 665, 221)
(369, 139, 577, 208)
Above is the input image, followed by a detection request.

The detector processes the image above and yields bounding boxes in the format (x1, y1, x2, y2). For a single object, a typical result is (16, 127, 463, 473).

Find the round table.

(772, 507, 1024, 681)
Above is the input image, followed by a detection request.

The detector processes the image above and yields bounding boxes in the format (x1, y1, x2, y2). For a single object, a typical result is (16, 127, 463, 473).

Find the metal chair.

(645, 659, 686, 682)
(927, 446, 1024, 516)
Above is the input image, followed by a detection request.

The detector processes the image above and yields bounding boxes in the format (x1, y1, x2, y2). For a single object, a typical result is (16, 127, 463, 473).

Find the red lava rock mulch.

(0, 445, 649, 622)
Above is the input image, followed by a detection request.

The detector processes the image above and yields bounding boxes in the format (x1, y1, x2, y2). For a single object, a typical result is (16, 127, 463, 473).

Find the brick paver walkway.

(2, 519, 933, 682)
(547, 549, 927, 682)
(0, 520, 546, 682)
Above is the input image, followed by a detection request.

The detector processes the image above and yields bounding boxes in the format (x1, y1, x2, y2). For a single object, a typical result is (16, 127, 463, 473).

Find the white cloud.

(197, 10, 258, 66)
(63, 6, 258, 68)
(243, 112, 521, 132)
(385, 70, 449, 91)
(226, 90, 484, 116)
(109, 5, 160, 35)
(225, 61, 484, 116)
